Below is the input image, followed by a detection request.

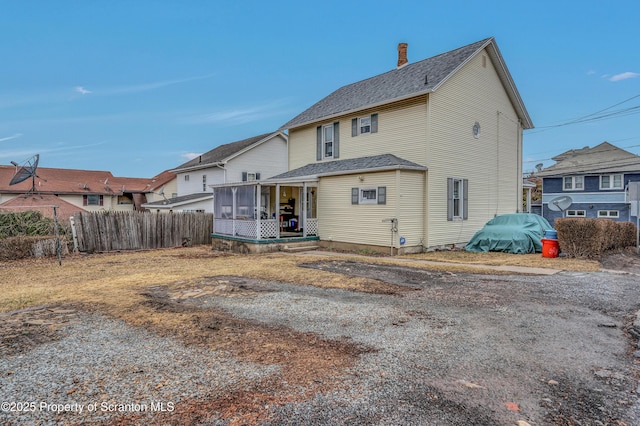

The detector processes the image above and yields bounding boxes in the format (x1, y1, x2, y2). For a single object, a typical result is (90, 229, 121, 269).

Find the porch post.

(302, 182, 308, 237)
(275, 183, 281, 238)
(256, 184, 261, 239)
(232, 187, 237, 236)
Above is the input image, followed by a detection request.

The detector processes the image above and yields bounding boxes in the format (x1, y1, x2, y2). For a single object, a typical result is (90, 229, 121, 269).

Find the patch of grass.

(405, 250, 600, 272)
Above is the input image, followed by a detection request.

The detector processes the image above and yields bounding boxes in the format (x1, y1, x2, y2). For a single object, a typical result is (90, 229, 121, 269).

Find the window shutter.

(447, 178, 453, 221)
(242, 172, 247, 182)
(83, 195, 88, 206)
(463, 179, 469, 220)
(377, 186, 386, 204)
(351, 188, 359, 204)
(255, 172, 260, 180)
(316, 126, 322, 160)
(371, 114, 378, 133)
(99, 195, 104, 206)
(352, 118, 358, 137)
(333, 122, 340, 158)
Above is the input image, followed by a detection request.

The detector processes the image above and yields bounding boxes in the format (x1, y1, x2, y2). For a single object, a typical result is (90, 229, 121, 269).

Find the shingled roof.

(536, 142, 640, 176)
(269, 154, 427, 181)
(282, 37, 532, 130)
(0, 166, 152, 195)
(172, 131, 286, 173)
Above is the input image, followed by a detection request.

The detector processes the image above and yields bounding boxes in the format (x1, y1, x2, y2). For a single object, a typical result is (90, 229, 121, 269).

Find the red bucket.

(541, 238, 559, 258)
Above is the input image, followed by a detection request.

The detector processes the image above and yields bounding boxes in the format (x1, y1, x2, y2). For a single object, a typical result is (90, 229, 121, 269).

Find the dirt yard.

(1, 247, 639, 425)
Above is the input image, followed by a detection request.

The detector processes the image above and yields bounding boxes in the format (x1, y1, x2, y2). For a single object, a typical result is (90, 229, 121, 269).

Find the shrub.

(556, 218, 637, 258)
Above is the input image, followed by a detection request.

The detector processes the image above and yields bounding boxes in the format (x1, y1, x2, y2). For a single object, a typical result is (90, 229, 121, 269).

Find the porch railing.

(213, 218, 318, 238)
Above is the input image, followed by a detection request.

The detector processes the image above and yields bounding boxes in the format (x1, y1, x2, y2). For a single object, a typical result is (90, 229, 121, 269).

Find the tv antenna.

(547, 195, 573, 212)
(9, 154, 41, 195)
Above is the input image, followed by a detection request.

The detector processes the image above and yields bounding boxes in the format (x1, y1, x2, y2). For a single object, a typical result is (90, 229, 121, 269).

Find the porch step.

(282, 244, 320, 253)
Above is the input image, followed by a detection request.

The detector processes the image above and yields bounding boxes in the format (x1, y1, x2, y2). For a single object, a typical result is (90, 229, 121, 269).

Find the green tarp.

(465, 213, 554, 254)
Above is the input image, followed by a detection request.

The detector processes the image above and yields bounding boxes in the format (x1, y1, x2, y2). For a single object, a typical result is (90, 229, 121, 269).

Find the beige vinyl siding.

(288, 97, 429, 170)
(317, 171, 397, 247)
(397, 170, 425, 249)
(426, 49, 522, 247)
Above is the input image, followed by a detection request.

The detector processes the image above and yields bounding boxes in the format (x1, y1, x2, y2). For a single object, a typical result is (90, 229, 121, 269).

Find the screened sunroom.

(211, 180, 318, 240)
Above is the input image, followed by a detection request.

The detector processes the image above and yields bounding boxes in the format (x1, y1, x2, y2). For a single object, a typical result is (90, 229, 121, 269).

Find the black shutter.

(447, 178, 453, 221)
(377, 186, 386, 204)
(333, 122, 340, 158)
(371, 113, 378, 133)
(351, 188, 359, 204)
(352, 118, 358, 137)
(463, 179, 469, 220)
(255, 172, 261, 180)
(242, 172, 248, 182)
(83, 195, 88, 206)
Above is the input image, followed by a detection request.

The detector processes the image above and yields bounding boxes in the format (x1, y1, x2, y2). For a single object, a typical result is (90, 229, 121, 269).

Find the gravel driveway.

(2, 258, 640, 425)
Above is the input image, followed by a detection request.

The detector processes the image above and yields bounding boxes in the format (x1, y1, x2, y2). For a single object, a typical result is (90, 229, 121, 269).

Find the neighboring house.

(210, 37, 533, 253)
(536, 141, 640, 225)
(142, 131, 288, 213)
(0, 165, 163, 220)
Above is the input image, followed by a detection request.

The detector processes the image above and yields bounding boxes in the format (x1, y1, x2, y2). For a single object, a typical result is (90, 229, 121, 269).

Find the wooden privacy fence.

(72, 211, 213, 253)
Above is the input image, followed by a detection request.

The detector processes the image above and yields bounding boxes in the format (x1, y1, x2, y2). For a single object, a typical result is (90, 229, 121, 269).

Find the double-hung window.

(323, 125, 333, 158)
(202, 175, 207, 191)
(447, 178, 468, 220)
(317, 122, 339, 160)
(563, 176, 583, 190)
(600, 174, 623, 189)
(351, 114, 378, 136)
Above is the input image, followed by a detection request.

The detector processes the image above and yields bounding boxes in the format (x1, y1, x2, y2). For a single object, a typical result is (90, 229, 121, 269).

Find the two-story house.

(210, 37, 533, 253)
(142, 131, 288, 213)
(537, 141, 640, 225)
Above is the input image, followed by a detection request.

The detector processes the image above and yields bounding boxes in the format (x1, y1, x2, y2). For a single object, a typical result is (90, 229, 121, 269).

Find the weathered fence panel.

(73, 211, 213, 252)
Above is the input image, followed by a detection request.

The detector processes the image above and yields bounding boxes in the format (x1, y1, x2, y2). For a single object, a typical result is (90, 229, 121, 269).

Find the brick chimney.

(397, 43, 408, 69)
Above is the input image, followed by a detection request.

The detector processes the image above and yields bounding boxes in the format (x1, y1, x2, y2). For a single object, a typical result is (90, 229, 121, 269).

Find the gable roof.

(268, 154, 427, 181)
(145, 170, 176, 192)
(282, 37, 533, 130)
(172, 131, 287, 173)
(536, 142, 640, 176)
(0, 165, 155, 196)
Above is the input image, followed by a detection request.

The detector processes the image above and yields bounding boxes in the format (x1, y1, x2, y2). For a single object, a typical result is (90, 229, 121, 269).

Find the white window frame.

(599, 174, 623, 190)
(563, 176, 584, 191)
(359, 187, 378, 204)
(322, 124, 334, 159)
(452, 179, 463, 219)
(246, 172, 256, 182)
(202, 175, 207, 191)
(597, 210, 619, 218)
(359, 116, 371, 134)
(566, 210, 586, 218)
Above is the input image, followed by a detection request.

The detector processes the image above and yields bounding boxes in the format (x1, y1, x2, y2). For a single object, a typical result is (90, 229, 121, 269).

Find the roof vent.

(397, 43, 408, 69)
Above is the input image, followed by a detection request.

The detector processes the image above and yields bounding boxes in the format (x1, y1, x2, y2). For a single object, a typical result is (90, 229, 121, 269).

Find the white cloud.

(102, 73, 216, 95)
(74, 86, 92, 95)
(184, 100, 292, 125)
(609, 72, 639, 82)
(181, 152, 202, 160)
(0, 133, 23, 143)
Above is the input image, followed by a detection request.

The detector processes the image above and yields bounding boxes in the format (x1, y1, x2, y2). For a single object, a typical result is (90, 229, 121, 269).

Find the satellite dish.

(9, 154, 40, 193)
(548, 195, 573, 212)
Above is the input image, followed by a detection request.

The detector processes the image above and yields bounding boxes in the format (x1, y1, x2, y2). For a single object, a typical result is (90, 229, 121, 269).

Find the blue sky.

(1, 1, 639, 178)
